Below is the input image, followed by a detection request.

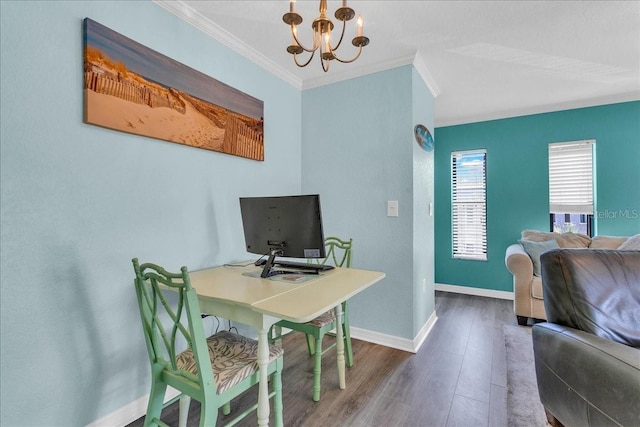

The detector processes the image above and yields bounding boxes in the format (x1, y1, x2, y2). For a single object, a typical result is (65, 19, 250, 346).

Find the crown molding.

(413, 51, 441, 98)
(155, 1, 635, 126)
(154, 1, 443, 97)
(302, 52, 443, 96)
(302, 54, 416, 90)
(436, 91, 640, 128)
(153, 0, 303, 90)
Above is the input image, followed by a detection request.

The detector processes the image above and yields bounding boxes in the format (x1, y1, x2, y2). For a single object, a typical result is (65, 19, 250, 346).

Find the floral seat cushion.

(305, 310, 337, 328)
(176, 330, 284, 394)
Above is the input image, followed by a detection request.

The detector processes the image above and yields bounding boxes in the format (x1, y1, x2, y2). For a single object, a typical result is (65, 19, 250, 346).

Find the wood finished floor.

(127, 291, 517, 426)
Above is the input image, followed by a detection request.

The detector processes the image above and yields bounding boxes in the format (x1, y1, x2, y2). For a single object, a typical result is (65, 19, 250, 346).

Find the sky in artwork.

(84, 18, 263, 120)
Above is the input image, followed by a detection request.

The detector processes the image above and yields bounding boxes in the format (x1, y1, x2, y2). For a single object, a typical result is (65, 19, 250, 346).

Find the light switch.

(429, 202, 433, 216)
(387, 200, 399, 217)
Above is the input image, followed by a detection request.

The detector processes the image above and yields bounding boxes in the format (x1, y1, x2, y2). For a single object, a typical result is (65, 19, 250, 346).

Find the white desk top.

(188, 262, 385, 324)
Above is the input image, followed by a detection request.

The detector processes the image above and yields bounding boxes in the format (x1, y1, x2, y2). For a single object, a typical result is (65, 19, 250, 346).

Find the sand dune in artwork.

(85, 90, 225, 151)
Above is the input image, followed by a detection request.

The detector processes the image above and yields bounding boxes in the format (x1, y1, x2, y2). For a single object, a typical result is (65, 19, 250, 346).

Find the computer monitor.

(239, 194, 327, 278)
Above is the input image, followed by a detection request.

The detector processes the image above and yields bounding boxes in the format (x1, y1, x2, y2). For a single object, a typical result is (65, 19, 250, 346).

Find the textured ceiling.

(157, 1, 640, 126)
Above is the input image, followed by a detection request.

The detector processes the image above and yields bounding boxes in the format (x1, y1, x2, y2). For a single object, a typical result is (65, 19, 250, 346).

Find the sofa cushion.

(618, 234, 640, 251)
(540, 249, 640, 347)
(520, 238, 560, 276)
(521, 230, 591, 248)
(531, 276, 544, 300)
(590, 235, 629, 249)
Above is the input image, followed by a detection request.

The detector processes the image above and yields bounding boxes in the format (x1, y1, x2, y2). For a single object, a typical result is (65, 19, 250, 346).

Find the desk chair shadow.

(270, 237, 353, 401)
(132, 259, 284, 426)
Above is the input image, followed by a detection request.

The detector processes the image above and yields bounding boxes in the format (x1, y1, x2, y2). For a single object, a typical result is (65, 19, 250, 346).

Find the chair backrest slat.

(132, 258, 215, 389)
(309, 236, 353, 268)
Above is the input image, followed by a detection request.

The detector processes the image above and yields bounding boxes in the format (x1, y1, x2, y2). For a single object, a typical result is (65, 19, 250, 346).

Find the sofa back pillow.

(519, 239, 560, 276)
(618, 234, 640, 251)
(590, 235, 629, 249)
(521, 230, 591, 248)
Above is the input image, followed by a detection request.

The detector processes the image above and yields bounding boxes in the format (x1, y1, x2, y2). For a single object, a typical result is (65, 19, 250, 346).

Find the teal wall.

(434, 101, 640, 292)
(301, 65, 436, 339)
(0, 1, 302, 425)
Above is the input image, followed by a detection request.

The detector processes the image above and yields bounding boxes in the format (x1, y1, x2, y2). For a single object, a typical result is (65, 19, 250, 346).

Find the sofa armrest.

(505, 243, 533, 275)
(532, 323, 640, 427)
(505, 243, 534, 283)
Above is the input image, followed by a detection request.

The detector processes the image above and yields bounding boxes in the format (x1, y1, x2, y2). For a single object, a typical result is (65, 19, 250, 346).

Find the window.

(548, 140, 595, 236)
(452, 149, 487, 260)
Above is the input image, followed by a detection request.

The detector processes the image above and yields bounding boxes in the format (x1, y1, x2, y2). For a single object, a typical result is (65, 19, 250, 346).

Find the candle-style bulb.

(357, 15, 363, 37)
(290, 0, 295, 13)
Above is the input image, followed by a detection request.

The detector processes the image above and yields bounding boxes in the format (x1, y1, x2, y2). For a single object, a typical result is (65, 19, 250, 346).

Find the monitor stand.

(260, 249, 281, 278)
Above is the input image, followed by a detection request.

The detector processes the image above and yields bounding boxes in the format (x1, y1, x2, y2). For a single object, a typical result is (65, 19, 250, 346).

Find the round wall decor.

(414, 124, 434, 152)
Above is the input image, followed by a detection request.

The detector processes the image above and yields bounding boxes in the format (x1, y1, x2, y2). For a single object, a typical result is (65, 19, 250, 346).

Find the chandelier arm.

(320, 53, 330, 72)
(284, 1, 367, 71)
(292, 25, 319, 53)
(330, 18, 347, 52)
(293, 50, 316, 68)
(329, 45, 363, 64)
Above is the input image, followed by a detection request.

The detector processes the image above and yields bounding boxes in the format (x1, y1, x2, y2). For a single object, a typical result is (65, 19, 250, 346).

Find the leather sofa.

(532, 249, 640, 427)
(505, 231, 628, 325)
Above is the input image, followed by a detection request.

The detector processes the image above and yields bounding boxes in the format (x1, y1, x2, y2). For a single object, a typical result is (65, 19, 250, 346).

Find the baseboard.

(412, 310, 439, 352)
(86, 387, 181, 427)
(435, 283, 514, 300)
(350, 311, 438, 354)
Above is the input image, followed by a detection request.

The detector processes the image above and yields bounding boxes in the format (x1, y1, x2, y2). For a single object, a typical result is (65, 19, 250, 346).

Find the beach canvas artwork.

(83, 18, 264, 161)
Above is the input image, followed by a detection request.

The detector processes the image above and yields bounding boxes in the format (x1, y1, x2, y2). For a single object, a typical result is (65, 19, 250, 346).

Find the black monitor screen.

(239, 194, 326, 262)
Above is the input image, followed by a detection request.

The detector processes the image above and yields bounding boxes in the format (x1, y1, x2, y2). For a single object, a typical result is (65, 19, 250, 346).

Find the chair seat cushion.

(176, 330, 284, 393)
(306, 310, 336, 328)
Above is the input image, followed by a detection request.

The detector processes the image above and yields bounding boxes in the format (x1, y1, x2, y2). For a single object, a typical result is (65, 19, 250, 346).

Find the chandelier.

(283, 0, 370, 72)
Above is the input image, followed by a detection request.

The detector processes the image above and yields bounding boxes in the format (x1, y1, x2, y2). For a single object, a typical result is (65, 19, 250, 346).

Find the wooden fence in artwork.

(86, 70, 264, 160)
(223, 113, 264, 161)
(84, 71, 183, 112)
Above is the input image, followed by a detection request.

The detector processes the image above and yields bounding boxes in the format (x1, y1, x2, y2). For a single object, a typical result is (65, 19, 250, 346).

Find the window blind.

(452, 149, 487, 260)
(548, 140, 594, 214)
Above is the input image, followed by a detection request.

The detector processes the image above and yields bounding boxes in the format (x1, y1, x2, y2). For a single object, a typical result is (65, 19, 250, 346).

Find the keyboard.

(275, 260, 334, 272)
(256, 259, 335, 272)
(265, 270, 293, 277)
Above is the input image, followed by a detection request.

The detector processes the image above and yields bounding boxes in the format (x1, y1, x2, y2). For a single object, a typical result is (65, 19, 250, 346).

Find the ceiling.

(156, 1, 640, 126)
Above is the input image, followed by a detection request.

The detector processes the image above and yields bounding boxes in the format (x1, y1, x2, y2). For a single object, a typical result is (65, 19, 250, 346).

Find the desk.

(188, 263, 385, 426)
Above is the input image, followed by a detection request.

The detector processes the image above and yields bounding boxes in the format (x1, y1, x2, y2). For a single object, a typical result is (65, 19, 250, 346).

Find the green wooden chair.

(270, 237, 353, 402)
(132, 258, 284, 427)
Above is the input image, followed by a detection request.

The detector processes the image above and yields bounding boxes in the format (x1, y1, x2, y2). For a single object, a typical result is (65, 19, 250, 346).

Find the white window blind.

(452, 150, 487, 260)
(548, 140, 595, 214)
